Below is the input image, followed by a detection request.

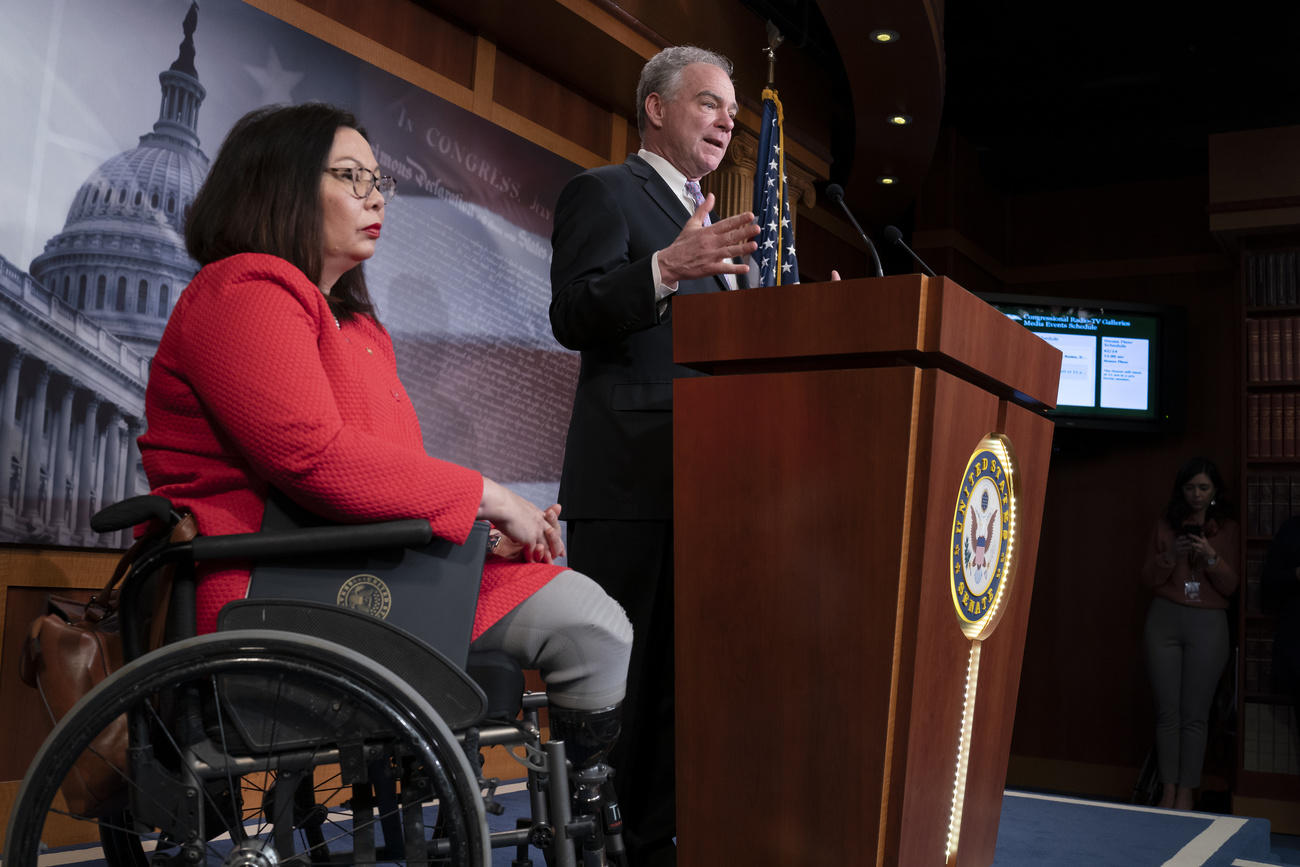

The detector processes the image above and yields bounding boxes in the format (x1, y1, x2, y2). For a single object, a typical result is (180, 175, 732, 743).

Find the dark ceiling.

(409, 0, 1300, 217)
(942, 0, 1300, 194)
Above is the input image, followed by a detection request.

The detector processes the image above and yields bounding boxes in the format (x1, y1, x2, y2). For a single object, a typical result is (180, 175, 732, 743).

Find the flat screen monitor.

(979, 294, 1184, 432)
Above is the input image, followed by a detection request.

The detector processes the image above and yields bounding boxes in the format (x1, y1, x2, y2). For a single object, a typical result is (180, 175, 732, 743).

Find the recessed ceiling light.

(877, 175, 898, 185)
(888, 114, 912, 126)
(870, 29, 900, 43)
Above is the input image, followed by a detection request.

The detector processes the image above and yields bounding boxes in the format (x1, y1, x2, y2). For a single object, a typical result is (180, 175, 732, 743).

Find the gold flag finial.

(763, 22, 784, 87)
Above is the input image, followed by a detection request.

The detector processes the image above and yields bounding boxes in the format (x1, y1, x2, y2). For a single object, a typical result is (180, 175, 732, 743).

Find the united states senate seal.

(337, 573, 392, 620)
(950, 434, 1019, 641)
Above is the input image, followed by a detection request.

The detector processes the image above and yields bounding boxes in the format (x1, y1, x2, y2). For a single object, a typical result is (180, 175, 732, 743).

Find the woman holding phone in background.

(1141, 457, 1239, 810)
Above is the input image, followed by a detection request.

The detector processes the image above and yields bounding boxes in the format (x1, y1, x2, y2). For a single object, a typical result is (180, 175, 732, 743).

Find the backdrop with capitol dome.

(0, 0, 581, 550)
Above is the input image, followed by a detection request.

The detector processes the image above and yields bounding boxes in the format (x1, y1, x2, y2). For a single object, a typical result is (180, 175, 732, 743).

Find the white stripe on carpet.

(1005, 790, 1251, 866)
(1008, 790, 1204, 816)
(1161, 816, 1248, 866)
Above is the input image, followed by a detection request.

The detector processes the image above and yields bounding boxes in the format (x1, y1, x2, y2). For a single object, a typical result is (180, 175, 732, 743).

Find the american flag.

(752, 87, 799, 286)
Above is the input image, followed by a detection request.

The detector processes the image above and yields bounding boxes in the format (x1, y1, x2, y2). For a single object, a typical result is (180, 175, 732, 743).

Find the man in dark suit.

(549, 46, 760, 866)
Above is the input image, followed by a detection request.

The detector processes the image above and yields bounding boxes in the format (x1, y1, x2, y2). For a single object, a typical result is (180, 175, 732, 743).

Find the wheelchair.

(4, 495, 625, 866)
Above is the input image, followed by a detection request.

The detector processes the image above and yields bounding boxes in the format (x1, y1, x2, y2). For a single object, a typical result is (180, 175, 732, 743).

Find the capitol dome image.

(0, 3, 208, 544)
(29, 2, 208, 354)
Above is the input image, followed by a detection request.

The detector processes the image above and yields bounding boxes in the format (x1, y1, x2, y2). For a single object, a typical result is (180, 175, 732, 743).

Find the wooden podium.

(671, 275, 1061, 866)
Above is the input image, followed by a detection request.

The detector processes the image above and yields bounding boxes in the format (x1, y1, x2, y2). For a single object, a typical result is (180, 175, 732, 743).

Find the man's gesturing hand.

(658, 193, 760, 286)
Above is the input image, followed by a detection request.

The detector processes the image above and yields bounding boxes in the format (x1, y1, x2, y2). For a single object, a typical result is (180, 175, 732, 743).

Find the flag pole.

(754, 22, 800, 286)
(764, 20, 784, 87)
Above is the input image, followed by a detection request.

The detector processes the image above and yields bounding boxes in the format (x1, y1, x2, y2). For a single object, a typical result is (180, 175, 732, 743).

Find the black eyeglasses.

(324, 166, 397, 203)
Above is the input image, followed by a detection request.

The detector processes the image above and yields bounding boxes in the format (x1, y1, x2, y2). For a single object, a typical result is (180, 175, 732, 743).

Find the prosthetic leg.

(549, 704, 626, 865)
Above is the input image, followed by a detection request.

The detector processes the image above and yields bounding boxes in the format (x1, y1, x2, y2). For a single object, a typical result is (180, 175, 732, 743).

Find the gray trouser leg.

(1144, 597, 1229, 788)
(472, 569, 632, 710)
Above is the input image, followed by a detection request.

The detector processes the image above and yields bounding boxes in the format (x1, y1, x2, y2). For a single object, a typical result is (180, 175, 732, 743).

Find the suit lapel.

(627, 155, 690, 229)
(625, 155, 733, 294)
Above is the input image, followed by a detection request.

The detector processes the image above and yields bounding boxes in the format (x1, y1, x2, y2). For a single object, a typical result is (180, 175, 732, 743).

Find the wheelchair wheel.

(5, 630, 490, 866)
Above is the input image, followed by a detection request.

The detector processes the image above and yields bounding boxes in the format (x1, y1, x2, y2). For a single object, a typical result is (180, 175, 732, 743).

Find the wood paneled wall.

(914, 131, 1240, 802)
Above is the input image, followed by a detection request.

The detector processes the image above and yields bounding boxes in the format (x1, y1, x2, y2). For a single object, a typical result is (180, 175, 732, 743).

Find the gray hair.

(635, 46, 734, 136)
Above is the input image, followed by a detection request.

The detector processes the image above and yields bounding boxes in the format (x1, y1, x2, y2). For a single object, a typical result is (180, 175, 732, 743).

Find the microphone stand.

(883, 225, 937, 277)
(825, 184, 884, 278)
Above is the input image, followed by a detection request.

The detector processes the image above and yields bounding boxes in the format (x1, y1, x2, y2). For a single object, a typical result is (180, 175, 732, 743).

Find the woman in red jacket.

(139, 103, 629, 765)
(1140, 457, 1238, 810)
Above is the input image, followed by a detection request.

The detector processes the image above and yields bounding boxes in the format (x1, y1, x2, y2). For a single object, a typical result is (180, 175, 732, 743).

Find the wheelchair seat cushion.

(465, 649, 525, 719)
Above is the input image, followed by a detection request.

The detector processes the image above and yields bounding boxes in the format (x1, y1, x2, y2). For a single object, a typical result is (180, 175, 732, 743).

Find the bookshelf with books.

(1239, 246, 1300, 804)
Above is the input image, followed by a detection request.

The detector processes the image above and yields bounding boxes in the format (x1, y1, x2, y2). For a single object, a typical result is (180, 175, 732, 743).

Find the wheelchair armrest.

(94, 495, 435, 562)
(119, 519, 434, 662)
(189, 519, 434, 562)
(90, 494, 179, 533)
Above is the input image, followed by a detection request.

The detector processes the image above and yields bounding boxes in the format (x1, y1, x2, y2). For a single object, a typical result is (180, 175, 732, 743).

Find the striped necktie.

(685, 180, 711, 226)
(684, 179, 734, 290)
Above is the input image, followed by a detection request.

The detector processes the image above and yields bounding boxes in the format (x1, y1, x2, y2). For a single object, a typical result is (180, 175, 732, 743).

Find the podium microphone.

(824, 183, 884, 278)
(883, 225, 937, 277)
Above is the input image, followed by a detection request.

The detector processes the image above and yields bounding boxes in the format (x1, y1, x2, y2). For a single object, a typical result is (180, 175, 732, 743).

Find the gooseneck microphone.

(883, 225, 937, 277)
(824, 183, 884, 278)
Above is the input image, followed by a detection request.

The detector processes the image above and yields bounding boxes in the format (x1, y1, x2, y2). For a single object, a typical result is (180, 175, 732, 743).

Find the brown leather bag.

(19, 513, 196, 817)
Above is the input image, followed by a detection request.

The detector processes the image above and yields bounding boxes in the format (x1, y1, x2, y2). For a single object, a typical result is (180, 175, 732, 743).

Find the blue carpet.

(19, 786, 1291, 866)
(996, 791, 1274, 866)
(1271, 835, 1300, 865)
